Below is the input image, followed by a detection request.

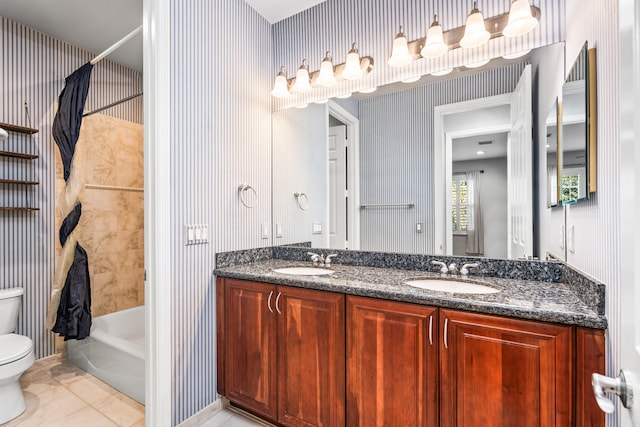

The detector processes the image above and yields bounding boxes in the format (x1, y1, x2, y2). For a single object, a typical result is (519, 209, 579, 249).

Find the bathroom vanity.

(215, 248, 606, 427)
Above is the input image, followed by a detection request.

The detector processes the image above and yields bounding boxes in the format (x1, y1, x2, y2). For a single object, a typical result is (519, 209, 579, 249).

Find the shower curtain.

(46, 63, 94, 340)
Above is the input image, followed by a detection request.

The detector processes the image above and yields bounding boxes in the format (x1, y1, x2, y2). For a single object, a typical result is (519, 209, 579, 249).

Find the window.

(561, 174, 580, 203)
(452, 174, 469, 234)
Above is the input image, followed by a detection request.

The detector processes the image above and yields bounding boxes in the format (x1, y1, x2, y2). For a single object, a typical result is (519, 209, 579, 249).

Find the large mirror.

(272, 43, 565, 260)
(560, 43, 596, 204)
(546, 98, 560, 208)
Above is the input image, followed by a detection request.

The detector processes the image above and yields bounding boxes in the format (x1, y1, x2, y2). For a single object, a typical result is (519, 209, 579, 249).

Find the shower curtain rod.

(90, 25, 142, 65)
(83, 92, 143, 117)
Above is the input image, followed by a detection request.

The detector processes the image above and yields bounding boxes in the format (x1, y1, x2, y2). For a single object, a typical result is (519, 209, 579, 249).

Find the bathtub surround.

(54, 114, 144, 317)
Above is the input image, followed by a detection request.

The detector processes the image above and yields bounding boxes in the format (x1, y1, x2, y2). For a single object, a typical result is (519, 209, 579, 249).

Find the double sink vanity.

(215, 246, 606, 426)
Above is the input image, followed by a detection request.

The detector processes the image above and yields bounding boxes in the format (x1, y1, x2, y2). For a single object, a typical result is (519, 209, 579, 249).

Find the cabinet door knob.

(267, 291, 274, 313)
(275, 292, 282, 314)
(592, 370, 634, 413)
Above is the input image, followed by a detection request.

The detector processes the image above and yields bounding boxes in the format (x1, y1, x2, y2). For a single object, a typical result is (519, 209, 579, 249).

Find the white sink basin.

(273, 267, 334, 276)
(404, 279, 500, 294)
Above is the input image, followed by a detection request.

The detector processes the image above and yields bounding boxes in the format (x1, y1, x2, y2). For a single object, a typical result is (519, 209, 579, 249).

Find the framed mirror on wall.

(560, 42, 597, 204)
(546, 98, 560, 208)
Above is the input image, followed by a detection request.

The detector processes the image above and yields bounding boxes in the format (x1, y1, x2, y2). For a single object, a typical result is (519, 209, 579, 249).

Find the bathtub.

(67, 305, 145, 404)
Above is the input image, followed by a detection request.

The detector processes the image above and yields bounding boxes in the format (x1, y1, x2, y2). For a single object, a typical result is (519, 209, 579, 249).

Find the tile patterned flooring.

(3, 354, 267, 427)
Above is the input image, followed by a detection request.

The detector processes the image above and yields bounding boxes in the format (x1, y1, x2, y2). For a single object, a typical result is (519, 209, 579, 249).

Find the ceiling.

(0, 0, 324, 72)
(453, 132, 508, 163)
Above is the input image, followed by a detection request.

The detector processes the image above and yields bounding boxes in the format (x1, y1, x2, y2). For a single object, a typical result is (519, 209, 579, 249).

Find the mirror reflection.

(272, 43, 564, 259)
(546, 98, 560, 207)
(561, 43, 589, 204)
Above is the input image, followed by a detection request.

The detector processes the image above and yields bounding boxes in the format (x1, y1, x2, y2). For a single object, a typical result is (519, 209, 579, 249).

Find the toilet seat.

(0, 334, 33, 366)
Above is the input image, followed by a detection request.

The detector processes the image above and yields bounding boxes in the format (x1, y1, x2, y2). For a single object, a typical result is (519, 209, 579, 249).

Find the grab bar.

(360, 203, 414, 209)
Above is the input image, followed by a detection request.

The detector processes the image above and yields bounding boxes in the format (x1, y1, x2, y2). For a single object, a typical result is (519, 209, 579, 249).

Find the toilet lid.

(0, 334, 33, 365)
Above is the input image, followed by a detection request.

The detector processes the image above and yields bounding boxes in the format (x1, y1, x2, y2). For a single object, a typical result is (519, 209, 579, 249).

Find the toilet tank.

(0, 288, 24, 335)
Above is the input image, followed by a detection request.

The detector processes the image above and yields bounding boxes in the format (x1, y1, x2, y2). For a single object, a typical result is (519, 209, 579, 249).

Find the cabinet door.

(440, 309, 572, 427)
(277, 286, 345, 427)
(347, 296, 439, 427)
(225, 279, 278, 420)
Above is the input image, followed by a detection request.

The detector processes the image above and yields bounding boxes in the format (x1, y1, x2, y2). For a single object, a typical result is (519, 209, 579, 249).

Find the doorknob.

(592, 370, 634, 413)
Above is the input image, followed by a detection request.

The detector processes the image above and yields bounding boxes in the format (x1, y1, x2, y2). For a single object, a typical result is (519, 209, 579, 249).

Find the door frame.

(444, 125, 511, 255)
(327, 100, 360, 250)
(434, 93, 512, 255)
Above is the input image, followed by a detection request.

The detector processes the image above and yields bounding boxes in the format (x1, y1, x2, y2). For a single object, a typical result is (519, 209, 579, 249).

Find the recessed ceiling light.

(477, 150, 486, 155)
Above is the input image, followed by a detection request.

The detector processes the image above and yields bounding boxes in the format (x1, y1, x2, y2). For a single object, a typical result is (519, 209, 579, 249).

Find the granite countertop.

(214, 258, 607, 329)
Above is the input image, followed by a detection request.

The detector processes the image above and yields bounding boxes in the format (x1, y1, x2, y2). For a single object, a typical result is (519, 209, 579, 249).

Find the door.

(439, 309, 572, 426)
(508, 64, 533, 259)
(328, 124, 348, 249)
(347, 296, 439, 426)
(277, 286, 345, 427)
(225, 279, 278, 420)
(610, 0, 640, 423)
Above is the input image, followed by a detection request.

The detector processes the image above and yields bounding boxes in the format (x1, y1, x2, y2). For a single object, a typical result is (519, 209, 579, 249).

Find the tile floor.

(4, 354, 270, 427)
(4, 354, 144, 427)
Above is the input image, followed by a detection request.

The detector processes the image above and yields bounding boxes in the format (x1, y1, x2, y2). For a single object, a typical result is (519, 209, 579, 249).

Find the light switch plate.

(568, 225, 575, 253)
(416, 223, 423, 233)
(261, 223, 269, 239)
(312, 222, 322, 234)
(276, 223, 283, 238)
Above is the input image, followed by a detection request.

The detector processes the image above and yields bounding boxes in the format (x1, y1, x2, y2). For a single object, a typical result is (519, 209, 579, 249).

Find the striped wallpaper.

(271, 0, 565, 109)
(563, 1, 620, 426)
(0, 16, 142, 359)
(169, 0, 272, 424)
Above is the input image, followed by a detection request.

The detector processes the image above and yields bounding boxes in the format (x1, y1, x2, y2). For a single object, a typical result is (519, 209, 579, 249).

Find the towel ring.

(239, 183, 257, 208)
(294, 192, 308, 210)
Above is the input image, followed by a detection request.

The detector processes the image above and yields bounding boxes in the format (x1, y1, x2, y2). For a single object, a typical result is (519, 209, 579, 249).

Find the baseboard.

(176, 397, 227, 427)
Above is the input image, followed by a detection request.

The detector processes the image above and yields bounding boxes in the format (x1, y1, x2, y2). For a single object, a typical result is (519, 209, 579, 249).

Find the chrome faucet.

(460, 263, 479, 276)
(324, 254, 338, 266)
(307, 252, 324, 265)
(448, 263, 459, 275)
(431, 260, 449, 274)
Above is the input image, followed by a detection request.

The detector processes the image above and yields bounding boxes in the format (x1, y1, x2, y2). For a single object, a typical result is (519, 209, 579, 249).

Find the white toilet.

(0, 287, 35, 424)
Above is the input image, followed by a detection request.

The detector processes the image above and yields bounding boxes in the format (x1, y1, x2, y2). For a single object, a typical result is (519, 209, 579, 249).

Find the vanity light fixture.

(388, 26, 413, 67)
(270, 43, 374, 98)
(421, 15, 448, 59)
(460, 2, 490, 49)
(316, 51, 337, 87)
(401, 76, 421, 83)
(359, 87, 378, 94)
(336, 93, 352, 99)
(503, 0, 539, 37)
(314, 98, 329, 104)
(291, 59, 312, 93)
(465, 58, 491, 68)
(343, 43, 365, 80)
(386, 2, 540, 66)
(294, 103, 309, 108)
(503, 49, 532, 59)
(430, 68, 454, 76)
(271, 66, 291, 98)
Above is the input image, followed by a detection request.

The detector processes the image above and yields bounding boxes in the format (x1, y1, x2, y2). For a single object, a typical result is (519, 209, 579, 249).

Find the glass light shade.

(316, 52, 337, 87)
(503, 0, 538, 37)
(430, 68, 453, 76)
(503, 49, 531, 59)
(401, 76, 421, 83)
(342, 43, 364, 80)
(460, 3, 490, 49)
(388, 26, 412, 67)
(291, 60, 312, 93)
(314, 98, 329, 104)
(270, 67, 290, 98)
(465, 58, 490, 68)
(359, 87, 378, 94)
(421, 16, 448, 59)
(336, 93, 352, 99)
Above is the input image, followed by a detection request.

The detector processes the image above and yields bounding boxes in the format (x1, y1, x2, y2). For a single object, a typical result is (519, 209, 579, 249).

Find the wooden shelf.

(0, 150, 38, 160)
(0, 207, 40, 211)
(0, 122, 38, 134)
(0, 178, 39, 185)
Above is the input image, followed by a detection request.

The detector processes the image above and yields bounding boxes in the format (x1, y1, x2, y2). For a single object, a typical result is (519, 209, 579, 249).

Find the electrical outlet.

(560, 225, 565, 249)
(261, 223, 269, 239)
(416, 223, 423, 233)
(276, 223, 283, 238)
(568, 225, 575, 253)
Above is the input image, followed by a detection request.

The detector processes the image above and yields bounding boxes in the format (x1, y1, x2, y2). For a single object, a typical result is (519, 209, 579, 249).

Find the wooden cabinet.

(439, 309, 573, 427)
(218, 278, 345, 426)
(347, 296, 438, 427)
